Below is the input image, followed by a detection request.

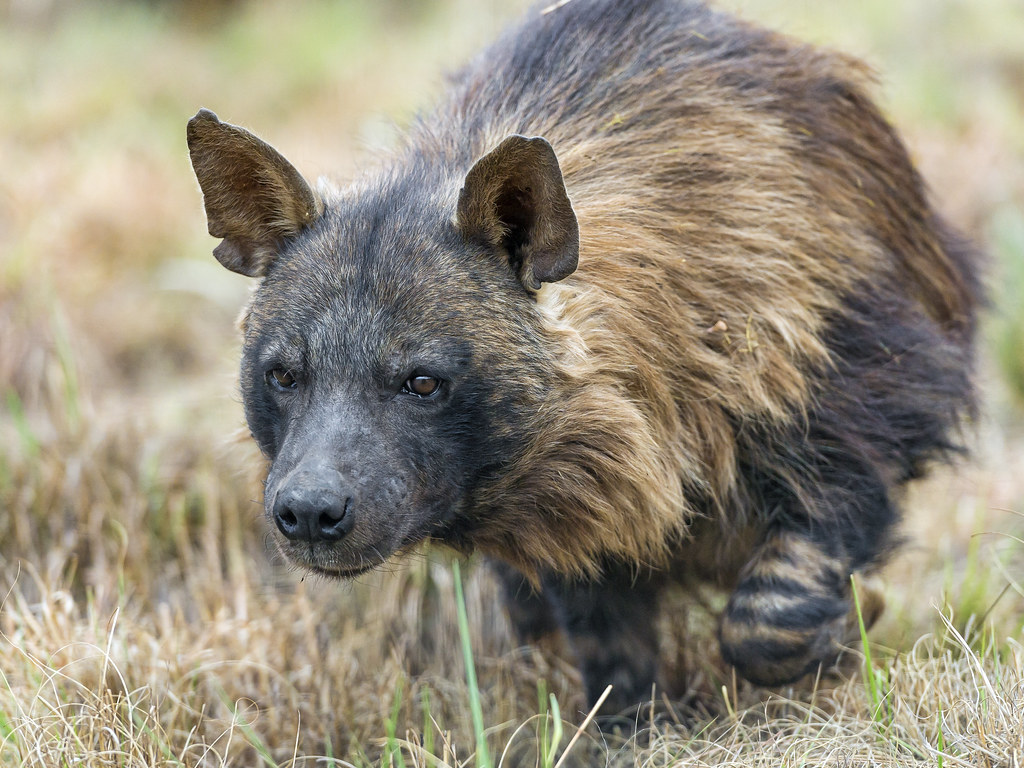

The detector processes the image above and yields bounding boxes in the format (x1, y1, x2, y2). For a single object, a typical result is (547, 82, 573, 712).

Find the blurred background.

(0, 0, 1022, 764)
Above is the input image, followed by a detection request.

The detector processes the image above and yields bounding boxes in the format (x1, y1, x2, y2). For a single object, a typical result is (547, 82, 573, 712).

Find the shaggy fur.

(189, 0, 979, 715)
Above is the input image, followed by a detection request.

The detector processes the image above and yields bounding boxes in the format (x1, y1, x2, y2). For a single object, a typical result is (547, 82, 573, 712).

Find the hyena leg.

(491, 560, 561, 642)
(547, 568, 664, 714)
(494, 562, 663, 713)
(718, 526, 885, 686)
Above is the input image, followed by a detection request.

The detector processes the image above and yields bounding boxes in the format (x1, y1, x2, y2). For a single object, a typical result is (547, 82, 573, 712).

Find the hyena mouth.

(278, 541, 388, 580)
(301, 560, 380, 580)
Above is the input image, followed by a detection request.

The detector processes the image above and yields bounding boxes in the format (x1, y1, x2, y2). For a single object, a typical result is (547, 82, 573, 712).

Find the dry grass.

(1, 0, 1023, 765)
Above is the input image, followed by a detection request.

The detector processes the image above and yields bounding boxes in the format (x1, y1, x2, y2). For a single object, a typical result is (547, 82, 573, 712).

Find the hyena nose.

(272, 482, 355, 543)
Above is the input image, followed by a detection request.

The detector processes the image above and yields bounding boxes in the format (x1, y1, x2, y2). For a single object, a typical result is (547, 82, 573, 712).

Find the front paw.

(718, 572, 885, 686)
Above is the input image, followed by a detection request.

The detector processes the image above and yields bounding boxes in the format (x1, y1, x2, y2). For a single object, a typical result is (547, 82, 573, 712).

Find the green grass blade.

(544, 693, 562, 768)
(50, 304, 81, 433)
(4, 392, 39, 460)
(452, 559, 492, 768)
(537, 680, 550, 768)
(850, 575, 882, 720)
(420, 685, 434, 760)
(385, 677, 407, 768)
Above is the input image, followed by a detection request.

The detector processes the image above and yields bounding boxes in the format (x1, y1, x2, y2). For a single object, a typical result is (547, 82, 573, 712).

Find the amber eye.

(266, 368, 298, 391)
(403, 375, 441, 398)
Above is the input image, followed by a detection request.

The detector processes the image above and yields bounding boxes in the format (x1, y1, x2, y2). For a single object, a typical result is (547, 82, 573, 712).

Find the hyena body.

(188, 0, 978, 713)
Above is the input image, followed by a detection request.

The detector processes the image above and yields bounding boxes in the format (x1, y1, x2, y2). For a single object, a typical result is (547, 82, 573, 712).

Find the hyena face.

(239, 220, 504, 576)
(187, 110, 578, 577)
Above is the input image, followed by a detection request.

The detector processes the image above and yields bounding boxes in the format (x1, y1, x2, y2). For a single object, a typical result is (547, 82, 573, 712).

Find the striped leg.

(718, 528, 884, 686)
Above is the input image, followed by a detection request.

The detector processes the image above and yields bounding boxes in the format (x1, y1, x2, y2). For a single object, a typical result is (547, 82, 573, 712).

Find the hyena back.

(188, 0, 979, 714)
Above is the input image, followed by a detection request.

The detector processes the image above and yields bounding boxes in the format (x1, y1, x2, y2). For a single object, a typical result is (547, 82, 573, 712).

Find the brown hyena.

(187, 0, 979, 716)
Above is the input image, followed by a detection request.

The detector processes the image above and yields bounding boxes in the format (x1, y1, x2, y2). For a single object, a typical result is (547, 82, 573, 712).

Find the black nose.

(272, 481, 355, 543)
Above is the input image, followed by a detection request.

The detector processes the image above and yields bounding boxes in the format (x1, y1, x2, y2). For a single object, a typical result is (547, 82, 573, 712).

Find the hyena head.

(187, 109, 578, 577)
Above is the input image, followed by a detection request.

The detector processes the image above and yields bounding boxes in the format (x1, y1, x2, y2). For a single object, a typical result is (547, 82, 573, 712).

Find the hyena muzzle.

(188, 0, 979, 716)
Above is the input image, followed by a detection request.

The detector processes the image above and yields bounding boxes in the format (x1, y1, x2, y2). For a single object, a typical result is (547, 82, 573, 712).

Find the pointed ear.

(457, 135, 579, 290)
(187, 109, 323, 277)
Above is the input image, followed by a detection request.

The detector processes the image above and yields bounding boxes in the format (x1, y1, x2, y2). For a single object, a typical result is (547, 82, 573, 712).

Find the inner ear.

(457, 135, 579, 291)
(187, 108, 323, 278)
(495, 185, 535, 254)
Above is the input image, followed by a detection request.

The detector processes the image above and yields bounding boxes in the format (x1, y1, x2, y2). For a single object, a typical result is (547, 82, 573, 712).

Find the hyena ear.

(187, 108, 323, 278)
(457, 135, 579, 290)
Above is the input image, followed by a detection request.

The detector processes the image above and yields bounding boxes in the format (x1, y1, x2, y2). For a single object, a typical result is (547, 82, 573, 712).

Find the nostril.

(274, 503, 302, 538)
(317, 497, 354, 541)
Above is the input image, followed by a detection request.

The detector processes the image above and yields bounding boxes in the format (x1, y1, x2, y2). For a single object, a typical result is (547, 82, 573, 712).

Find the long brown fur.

(451, 16, 971, 578)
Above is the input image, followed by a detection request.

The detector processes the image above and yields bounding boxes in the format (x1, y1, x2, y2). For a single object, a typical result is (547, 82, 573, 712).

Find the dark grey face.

(239, 214, 520, 577)
(187, 109, 579, 578)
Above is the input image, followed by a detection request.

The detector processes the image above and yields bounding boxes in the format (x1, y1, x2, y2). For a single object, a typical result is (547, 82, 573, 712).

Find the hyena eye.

(266, 367, 298, 391)
(402, 375, 442, 398)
